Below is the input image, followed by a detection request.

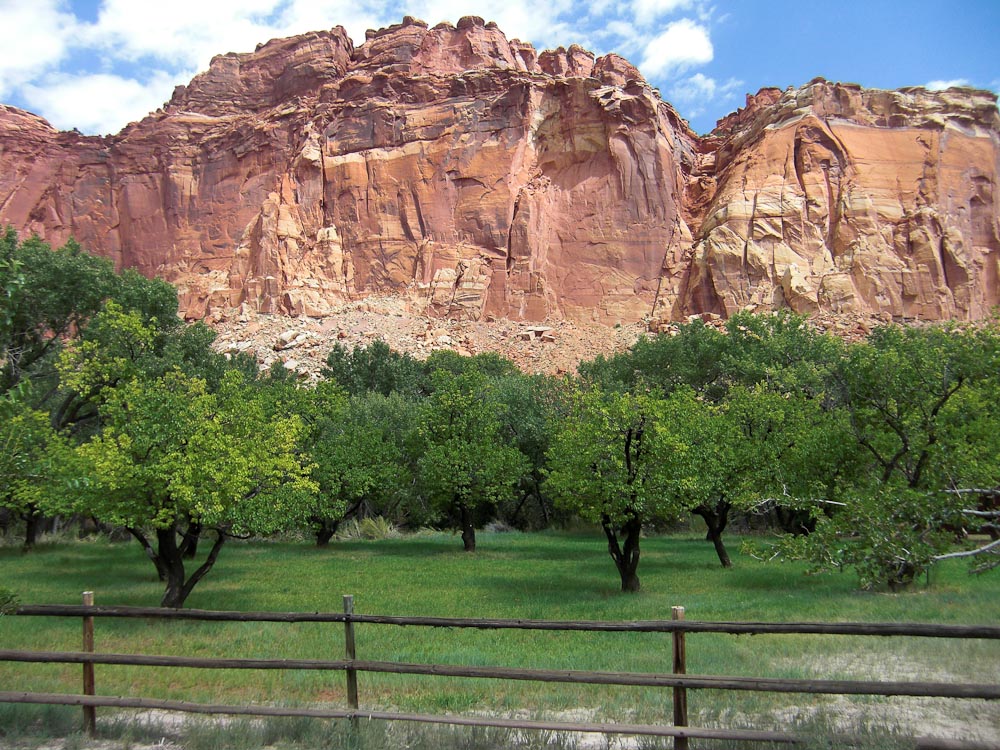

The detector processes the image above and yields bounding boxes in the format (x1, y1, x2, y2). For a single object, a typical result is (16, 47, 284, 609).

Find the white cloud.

(21, 70, 188, 135)
(639, 18, 712, 77)
(272, 0, 400, 47)
(79, 0, 285, 69)
(669, 72, 717, 101)
(924, 78, 970, 91)
(667, 73, 742, 121)
(1, 0, 721, 134)
(632, 0, 692, 24)
(0, 0, 78, 98)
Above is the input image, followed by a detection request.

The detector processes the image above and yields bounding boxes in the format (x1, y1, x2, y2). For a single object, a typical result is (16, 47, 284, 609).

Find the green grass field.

(1, 529, 999, 748)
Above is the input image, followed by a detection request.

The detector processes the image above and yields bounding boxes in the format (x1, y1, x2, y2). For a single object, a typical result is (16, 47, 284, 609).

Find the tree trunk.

(156, 525, 227, 608)
(602, 514, 642, 592)
(459, 502, 476, 552)
(22, 507, 41, 551)
(175, 531, 226, 606)
(694, 500, 733, 568)
(179, 520, 201, 559)
(127, 527, 167, 581)
(315, 520, 337, 547)
(157, 527, 187, 608)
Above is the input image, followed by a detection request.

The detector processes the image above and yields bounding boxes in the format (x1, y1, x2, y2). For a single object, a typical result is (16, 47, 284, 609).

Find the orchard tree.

(579, 317, 728, 397)
(831, 324, 993, 489)
(680, 386, 824, 567)
(720, 311, 843, 397)
(0, 230, 117, 392)
(423, 349, 519, 382)
(322, 339, 426, 397)
(74, 370, 314, 607)
(0, 389, 76, 549)
(491, 373, 568, 529)
(0, 229, 179, 394)
(545, 388, 689, 591)
(769, 323, 1000, 589)
(54, 300, 238, 434)
(304, 386, 419, 544)
(417, 370, 527, 552)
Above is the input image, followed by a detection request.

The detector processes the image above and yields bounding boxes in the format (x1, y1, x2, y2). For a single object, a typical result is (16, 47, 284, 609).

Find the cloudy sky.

(1, 0, 997, 136)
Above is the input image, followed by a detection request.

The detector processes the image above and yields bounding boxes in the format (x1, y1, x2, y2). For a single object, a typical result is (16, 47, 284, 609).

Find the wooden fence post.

(343, 595, 359, 713)
(672, 605, 688, 750)
(82, 591, 96, 737)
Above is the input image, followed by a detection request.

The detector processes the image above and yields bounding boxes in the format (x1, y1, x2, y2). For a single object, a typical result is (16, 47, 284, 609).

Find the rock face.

(1, 20, 998, 325)
(681, 80, 1000, 321)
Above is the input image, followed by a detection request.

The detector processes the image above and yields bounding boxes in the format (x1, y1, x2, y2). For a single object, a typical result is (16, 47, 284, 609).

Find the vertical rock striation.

(680, 80, 1000, 321)
(1, 22, 998, 325)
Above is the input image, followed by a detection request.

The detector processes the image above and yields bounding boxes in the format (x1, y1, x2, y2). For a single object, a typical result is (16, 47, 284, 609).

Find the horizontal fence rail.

(1, 650, 998, 700)
(15, 604, 1000, 638)
(4, 596, 1000, 749)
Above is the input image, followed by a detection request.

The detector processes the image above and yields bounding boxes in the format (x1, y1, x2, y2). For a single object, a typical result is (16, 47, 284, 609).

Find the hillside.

(1, 15, 998, 372)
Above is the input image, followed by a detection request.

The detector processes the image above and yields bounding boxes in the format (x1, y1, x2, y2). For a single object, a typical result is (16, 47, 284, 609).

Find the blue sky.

(1, 0, 997, 136)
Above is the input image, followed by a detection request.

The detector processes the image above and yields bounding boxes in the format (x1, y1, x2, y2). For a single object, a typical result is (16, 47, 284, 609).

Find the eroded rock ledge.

(1, 19, 997, 326)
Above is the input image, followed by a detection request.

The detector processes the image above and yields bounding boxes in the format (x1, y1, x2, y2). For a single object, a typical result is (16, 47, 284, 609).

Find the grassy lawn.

(1, 529, 999, 746)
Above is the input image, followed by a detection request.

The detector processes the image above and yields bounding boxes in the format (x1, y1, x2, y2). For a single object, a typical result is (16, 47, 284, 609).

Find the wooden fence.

(2, 594, 1000, 748)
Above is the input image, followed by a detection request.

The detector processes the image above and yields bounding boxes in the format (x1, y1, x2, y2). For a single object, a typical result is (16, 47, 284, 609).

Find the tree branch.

(932, 538, 1000, 562)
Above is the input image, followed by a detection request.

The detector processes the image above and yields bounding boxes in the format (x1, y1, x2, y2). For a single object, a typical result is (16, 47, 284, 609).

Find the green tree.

(0, 389, 75, 549)
(579, 318, 728, 397)
(423, 349, 519, 382)
(54, 301, 235, 433)
(322, 339, 426, 397)
(545, 388, 688, 591)
(417, 370, 527, 551)
(679, 386, 823, 567)
(491, 373, 568, 529)
(278, 376, 421, 545)
(73, 370, 314, 607)
(0, 230, 178, 394)
(0, 233, 25, 355)
(720, 311, 843, 397)
(770, 323, 1000, 588)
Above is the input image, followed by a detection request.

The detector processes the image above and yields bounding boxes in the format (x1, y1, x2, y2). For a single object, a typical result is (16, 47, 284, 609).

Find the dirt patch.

(765, 651, 1000, 745)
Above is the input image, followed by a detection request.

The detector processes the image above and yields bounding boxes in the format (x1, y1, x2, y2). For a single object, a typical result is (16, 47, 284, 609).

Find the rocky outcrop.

(680, 80, 1000, 321)
(1, 22, 998, 325)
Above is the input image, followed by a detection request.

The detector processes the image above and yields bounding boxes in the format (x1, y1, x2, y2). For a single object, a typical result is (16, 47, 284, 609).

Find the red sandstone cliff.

(1, 19, 998, 325)
(681, 80, 1000, 321)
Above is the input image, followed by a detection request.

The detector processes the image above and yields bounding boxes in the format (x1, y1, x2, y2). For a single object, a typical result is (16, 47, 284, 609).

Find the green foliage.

(490, 373, 569, 528)
(424, 348, 519, 380)
(546, 387, 688, 527)
(322, 338, 426, 396)
(0, 389, 79, 547)
(307, 388, 422, 534)
(70, 369, 315, 606)
(0, 231, 118, 392)
(579, 311, 842, 402)
(0, 230, 182, 393)
(721, 310, 843, 396)
(767, 322, 1000, 588)
(0, 228, 25, 353)
(579, 317, 728, 396)
(53, 302, 236, 433)
(75, 369, 313, 533)
(545, 386, 695, 589)
(768, 488, 963, 590)
(417, 370, 528, 550)
(831, 323, 994, 488)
